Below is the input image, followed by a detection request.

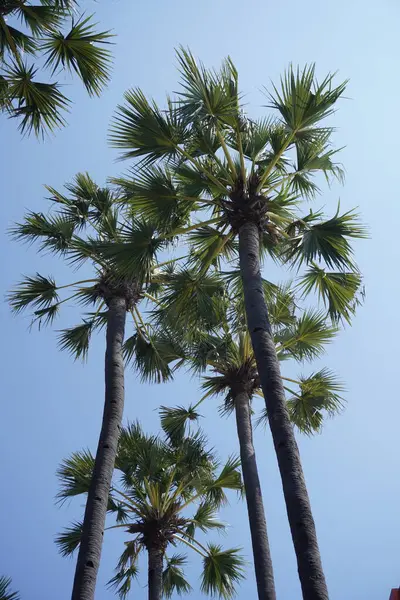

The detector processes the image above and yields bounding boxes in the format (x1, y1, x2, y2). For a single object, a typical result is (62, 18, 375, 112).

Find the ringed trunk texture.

(238, 221, 329, 600)
(72, 296, 127, 600)
(234, 389, 276, 600)
(148, 547, 164, 600)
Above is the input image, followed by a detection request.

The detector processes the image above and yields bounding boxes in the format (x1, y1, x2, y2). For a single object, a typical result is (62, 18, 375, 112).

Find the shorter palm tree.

(158, 281, 344, 600)
(1, 1, 112, 135)
(56, 419, 245, 600)
(0, 577, 19, 600)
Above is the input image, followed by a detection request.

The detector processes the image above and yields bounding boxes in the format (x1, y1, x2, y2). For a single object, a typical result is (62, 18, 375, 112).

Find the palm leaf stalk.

(56, 419, 245, 600)
(0, 1, 112, 135)
(8, 174, 189, 600)
(159, 280, 343, 600)
(108, 49, 366, 599)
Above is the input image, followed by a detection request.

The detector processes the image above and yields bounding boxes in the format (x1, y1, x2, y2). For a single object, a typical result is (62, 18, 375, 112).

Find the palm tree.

(56, 420, 245, 600)
(0, 577, 19, 600)
(159, 281, 343, 600)
(8, 174, 187, 600)
(108, 49, 366, 599)
(0, 1, 112, 135)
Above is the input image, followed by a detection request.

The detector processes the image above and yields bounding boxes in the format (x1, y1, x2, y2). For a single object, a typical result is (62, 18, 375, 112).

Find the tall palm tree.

(8, 174, 187, 600)
(0, 0, 112, 135)
(108, 49, 366, 599)
(56, 420, 245, 600)
(0, 577, 19, 600)
(159, 281, 342, 600)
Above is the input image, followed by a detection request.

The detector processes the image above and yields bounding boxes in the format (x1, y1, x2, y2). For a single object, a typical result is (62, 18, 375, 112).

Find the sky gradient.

(1, 0, 399, 598)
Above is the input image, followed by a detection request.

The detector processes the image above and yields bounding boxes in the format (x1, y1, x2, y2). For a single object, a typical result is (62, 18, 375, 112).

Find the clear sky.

(1, 0, 399, 598)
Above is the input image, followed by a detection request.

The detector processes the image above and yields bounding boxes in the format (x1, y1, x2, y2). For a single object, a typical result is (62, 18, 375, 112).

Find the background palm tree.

(107, 48, 366, 599)
(0, 0, 112, 135)
(8, 174, 186, 600)
(56, 419, 245, 600)
(159, 280, 343, 600)
(0, 577, 19, 600)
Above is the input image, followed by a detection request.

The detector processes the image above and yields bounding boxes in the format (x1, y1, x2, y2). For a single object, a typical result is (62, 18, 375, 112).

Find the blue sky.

(1, 0, 399, 598)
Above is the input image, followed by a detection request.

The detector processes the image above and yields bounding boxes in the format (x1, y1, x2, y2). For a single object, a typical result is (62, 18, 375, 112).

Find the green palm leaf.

(186, 502, 225, 537)
(110, 89, 188, 164)
(107, 565, 140, 600)
(268, 64, 347, 132)
(0, 25, 37, 55)
(14, 3, 64, 36)
(0, 577, 20, 600)
(42, 15, 112, 96)
(56, 449, 94, 503)
(163, 554, 192, 598)
(201, 545, 245, 599)
(204, 456, 242, 507)
(57, 320, 94, 360)
(176, 46, 238, 127)
(11, 210, 75, 252)
(124, 329, 184, 383)
(55, 520, 83, 557)
(298, 265, 362, 323)
(155, 269, 227, 333)
(287, 368, 345, 435)
(286, 207, 367, 270)
(276, 309, 338, 361)
(2, 61, 69, 135)
(8, 273, 58, 314)
(159, 405, 201, 444)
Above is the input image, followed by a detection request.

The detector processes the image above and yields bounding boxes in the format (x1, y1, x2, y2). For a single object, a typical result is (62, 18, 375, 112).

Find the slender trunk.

(234, 388, 276, 600)
(72, 296, 127, 600)
(148, 547, 164, 600)
(238, 221, 329, 600)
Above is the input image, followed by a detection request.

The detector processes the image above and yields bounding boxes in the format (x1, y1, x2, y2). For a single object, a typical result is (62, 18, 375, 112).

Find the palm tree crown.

(8, 173, 185, 380)
(109, 48, 366, 324)
(56, 418, 245, 599)
(0, 0, 112, 135)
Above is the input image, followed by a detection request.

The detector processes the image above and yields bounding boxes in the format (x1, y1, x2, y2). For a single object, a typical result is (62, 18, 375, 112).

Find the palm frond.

(286, 207, 367, 270)
(115, 165, 193, 233)
(159, 405, 201, 444)
(186, 502, 225, 537)
(14, 3, 63, 36)
(176, 47, 238, 129)
(0, 576, 20, 600)
(268, 64, 347, 132)
(163, 554, 192, 598)
(91, 219, 166, 281)
(205, 456, 242, 506)
(10, 210, 75, 253)
(42, 15, 112, 96)
(287, 368, 345, 435)
(3, 61, 69, 136)
(201, 545, 245, 599)
(8, 273, 58, 314)
(298, 265, 362, 323)
(125, 329, 184, 383)
(55, 520, 83, 557)
(155, 269, 227, 333)
(57, 320, 93, 360)
(110, 88, 188, 164)
(276, 309, 338, 361)
(0, 24, 37, 55)
(56, 449, 94, 503)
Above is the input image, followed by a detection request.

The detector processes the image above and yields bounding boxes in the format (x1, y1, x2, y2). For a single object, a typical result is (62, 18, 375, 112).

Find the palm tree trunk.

(72, 296, 127, 600)
(238, 220, 329, 600)
(148, 547, 164, 600)
(234, 388, 276, 600)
